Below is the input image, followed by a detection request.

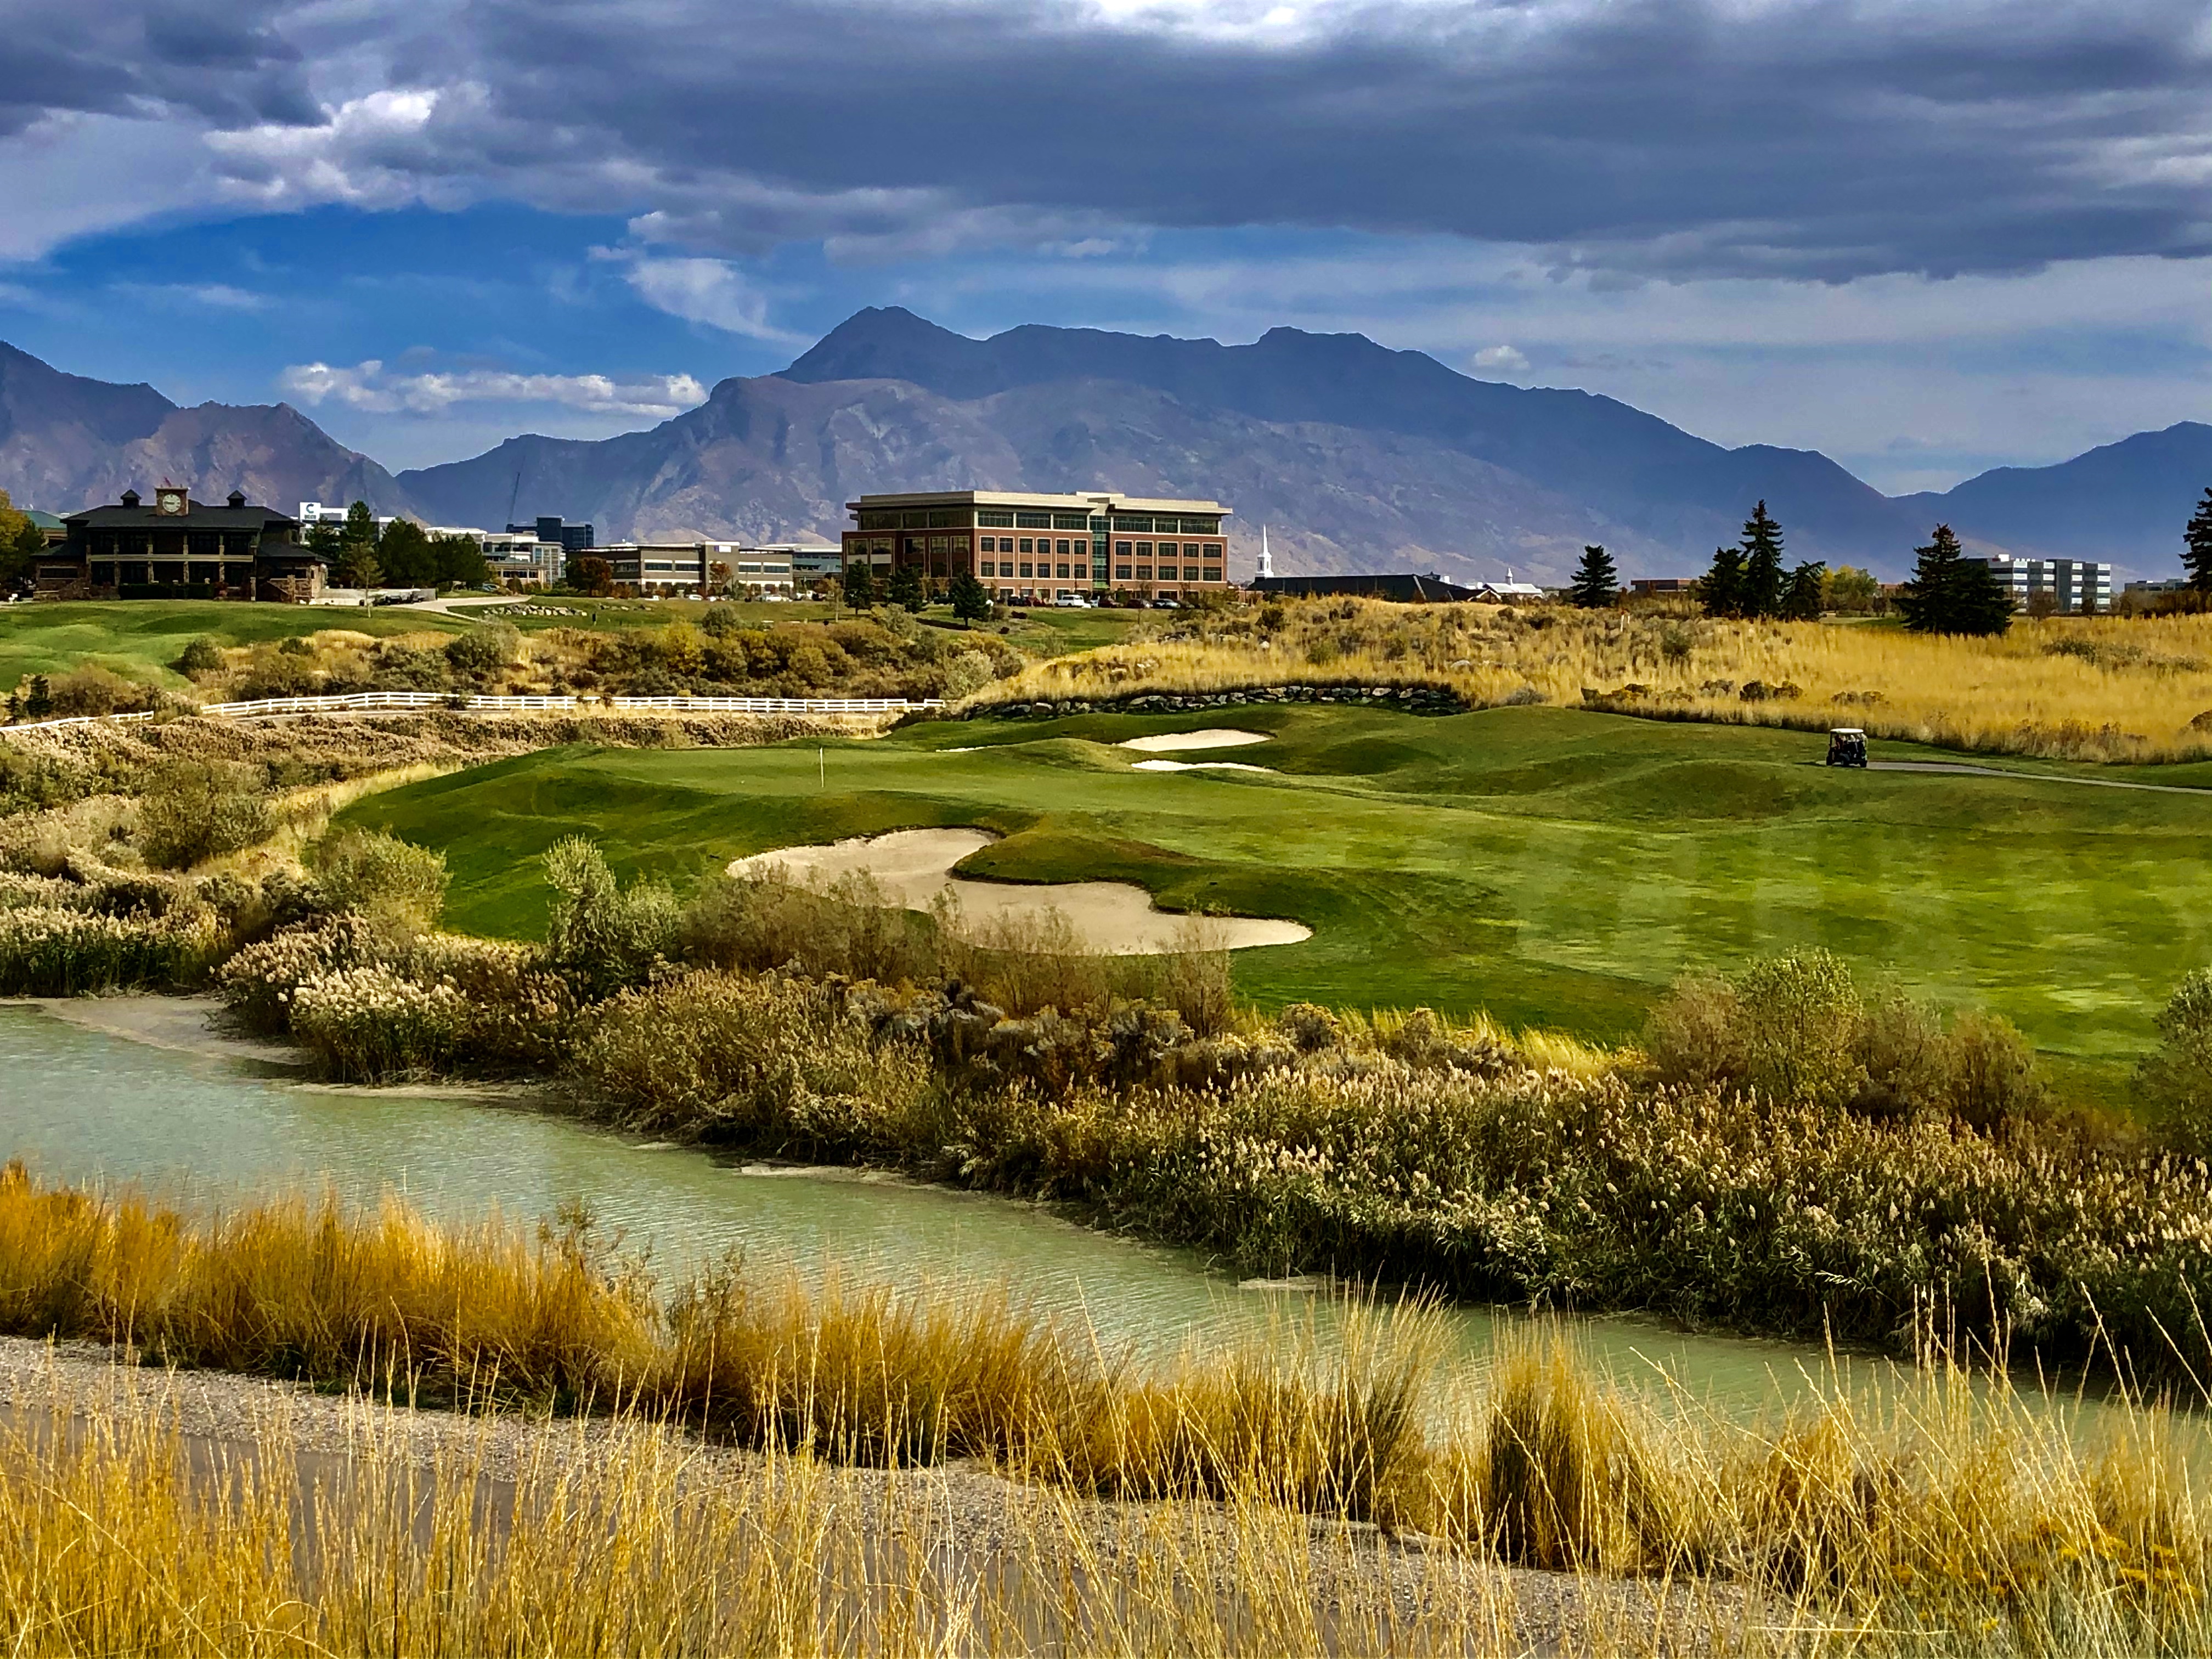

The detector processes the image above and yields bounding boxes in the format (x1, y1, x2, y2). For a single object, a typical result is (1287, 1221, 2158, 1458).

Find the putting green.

(338, 704, 2212, 1093)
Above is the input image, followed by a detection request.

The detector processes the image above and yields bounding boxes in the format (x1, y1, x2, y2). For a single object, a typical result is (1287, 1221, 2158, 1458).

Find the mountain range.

(4, 312, 2207, 587)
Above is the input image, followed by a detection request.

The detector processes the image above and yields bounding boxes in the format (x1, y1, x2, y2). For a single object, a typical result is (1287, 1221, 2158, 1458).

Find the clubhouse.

(38, 487, 326, 603)
(842, 490, 1231, 605)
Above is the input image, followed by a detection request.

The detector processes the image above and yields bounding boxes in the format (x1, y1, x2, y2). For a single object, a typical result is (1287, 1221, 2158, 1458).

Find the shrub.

(444, 623, 520, 678)
(290, 963, 471, 1079)
(217, 915, 383, 1033)
(306, 826, 449, 932)
(174, 636, 226, 676)
(2137, 970, 2212, 1155)
(1935, 1009, 2046, 1131)
(0, 902, 222, 995)
(137, 760, 272, 869)
(543, 837, 680, 1001)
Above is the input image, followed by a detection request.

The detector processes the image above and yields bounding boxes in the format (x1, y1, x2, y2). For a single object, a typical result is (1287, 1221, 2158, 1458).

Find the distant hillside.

(1910, 424, 2212, 574)
(5, 320, 2208, 583)
(0, 341, 416, 519)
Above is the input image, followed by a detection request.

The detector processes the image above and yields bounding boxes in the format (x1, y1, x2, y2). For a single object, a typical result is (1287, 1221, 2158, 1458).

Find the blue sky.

(3, 0, 2209, 490)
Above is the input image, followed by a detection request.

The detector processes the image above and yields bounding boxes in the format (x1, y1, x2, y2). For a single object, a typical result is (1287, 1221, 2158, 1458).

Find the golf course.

(340, 701, 2212, 1097)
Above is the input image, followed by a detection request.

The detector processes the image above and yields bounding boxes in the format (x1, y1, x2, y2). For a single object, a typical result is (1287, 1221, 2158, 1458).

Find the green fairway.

(454, 596, 1142, 657)
(0, 601, 465, 690)
(337, 704, 2212, 1091)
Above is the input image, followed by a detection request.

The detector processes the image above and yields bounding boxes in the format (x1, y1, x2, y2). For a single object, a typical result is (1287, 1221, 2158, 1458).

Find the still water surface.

(0, 1002, 2119, 1428)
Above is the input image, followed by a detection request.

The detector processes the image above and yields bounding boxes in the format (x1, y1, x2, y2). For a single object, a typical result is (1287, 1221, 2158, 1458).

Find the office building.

(510, 516, 595, 555)
(842, 490, 1231, 605)
(1966, 554, 2113, 614)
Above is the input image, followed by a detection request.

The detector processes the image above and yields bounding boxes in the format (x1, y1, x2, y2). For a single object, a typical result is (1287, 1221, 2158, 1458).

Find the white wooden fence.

(0, 690, 941, 735)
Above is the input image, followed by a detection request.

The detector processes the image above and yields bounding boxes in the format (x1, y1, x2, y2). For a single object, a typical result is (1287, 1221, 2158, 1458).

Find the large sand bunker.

(1129, 759, 1275, 773)
(729, 828, 1311, 956)
(1116, 729, 1272, 753)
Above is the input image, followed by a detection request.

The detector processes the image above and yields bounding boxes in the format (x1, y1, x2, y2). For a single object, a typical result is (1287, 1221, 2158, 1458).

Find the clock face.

(156, 490, 186, 515)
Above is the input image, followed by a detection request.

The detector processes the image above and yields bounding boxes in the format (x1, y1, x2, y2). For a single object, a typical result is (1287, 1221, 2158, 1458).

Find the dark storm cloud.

(18, 0, 2212, 279)
(0, 0, 314, 137)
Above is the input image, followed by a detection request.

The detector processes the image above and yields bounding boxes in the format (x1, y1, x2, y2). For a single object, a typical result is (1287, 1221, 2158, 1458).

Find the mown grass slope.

(0, 600, 467, 691)
(341, 704, 2212, 1089)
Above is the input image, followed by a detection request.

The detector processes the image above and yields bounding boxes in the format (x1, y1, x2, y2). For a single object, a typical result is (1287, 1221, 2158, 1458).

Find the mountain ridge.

(3, 318, 2205, 584)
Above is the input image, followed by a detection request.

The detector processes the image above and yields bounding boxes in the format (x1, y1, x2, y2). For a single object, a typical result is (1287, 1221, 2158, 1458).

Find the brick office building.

(842, 490, 1231, 605)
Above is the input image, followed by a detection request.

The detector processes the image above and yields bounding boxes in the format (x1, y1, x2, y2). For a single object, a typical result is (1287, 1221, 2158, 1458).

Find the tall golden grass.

(984, 600, 2212, 763)
(1, 1160, 2207, 1652)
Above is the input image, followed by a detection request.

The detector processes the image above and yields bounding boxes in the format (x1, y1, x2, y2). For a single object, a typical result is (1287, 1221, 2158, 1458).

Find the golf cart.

(1825, 727, 1868, 768)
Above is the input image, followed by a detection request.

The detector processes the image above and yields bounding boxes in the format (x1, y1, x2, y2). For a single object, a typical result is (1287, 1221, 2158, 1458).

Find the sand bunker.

(729, 828, 1310, 956)
(1116, 729, 1272, 753)
(1129, 759, 1276, 773)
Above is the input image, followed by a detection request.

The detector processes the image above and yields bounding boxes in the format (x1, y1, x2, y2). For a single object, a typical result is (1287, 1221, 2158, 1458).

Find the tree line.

(310, 501, 489, 590)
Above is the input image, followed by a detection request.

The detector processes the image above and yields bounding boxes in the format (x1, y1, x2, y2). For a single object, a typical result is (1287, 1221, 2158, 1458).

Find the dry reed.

(983, 600, 2212, 763)
(0, 1160, 2206, 1654)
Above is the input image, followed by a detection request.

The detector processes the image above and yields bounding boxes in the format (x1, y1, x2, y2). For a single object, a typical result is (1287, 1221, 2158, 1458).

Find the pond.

(0, 1000, 2148, 1434)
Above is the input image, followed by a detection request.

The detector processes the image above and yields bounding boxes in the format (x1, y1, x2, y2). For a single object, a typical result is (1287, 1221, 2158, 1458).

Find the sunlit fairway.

(340, 703, 2212, 1097)
(0, 598, 469, 690)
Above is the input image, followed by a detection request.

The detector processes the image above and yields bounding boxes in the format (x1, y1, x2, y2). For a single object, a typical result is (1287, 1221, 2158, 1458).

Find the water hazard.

(0, 1000, 2102, 1425)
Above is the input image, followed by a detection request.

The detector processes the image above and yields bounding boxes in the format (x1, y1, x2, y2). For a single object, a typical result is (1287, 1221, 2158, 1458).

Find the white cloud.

(616, 256, 805, 343)
(277, 359, 708, 417)
(1472, 343, 1530, 374)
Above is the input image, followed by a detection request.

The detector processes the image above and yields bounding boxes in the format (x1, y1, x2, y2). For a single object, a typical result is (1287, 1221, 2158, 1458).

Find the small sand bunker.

(730, 828, 1310, 956)
(1116, 729, 1272, 753)
(1128, 759, 1276, 774)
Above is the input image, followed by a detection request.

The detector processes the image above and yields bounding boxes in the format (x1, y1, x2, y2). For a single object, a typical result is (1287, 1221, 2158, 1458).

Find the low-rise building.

(1967, 554, 2113, 614)
(1249, 573, 1484, 603)
(602, 543, 707, 596)
(1629, 577, 1698, 597)
(510, 516, 595, 555)
(843, 490, 1232, 606)
(483, 531, 565, 586)
(44, 487, 323, 602)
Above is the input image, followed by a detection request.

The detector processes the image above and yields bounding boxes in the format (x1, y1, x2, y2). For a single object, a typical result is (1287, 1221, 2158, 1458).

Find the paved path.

(1866, 759, 2212, 797)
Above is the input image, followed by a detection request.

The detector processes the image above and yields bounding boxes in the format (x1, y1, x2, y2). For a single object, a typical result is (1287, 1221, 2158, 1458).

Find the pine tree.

(334, 501, 382, 588)
(376, 519, 433, 585)
(1700, 544, 1744, 617)
(1896, 524, 2011, 636)
(1781, 560, 1827, 620)
(948, 570, 991, 622)
(1568, 544, 1618, 608)
(2184, 486, 2212, 593)
(886, 563, 925, 612)
(840, 560, 876, 608)
(1737, 501, 1786, 617)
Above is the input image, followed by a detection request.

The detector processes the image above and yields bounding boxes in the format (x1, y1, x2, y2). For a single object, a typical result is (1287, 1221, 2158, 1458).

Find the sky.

(1, 0, 2208, 490)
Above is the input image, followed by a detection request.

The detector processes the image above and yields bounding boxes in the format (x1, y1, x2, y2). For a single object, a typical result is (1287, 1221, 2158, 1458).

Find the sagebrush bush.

(2137, 969, 2212, 1155)
(307, 825, 449, 932)
(136, 759, 272, 870)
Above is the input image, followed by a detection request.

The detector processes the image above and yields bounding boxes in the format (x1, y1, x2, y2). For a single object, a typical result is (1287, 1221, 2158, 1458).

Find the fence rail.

(0, 690, 942, 736)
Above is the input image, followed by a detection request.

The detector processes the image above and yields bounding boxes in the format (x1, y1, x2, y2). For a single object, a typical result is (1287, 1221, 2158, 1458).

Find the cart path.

(1866, 760, 2212, 797)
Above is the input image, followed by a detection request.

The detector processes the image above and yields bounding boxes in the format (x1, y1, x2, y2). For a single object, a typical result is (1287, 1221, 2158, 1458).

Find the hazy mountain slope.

(0, 341, 416, 517)
(1911, 423, 2212, 574)
(782, 308, 1917, 569)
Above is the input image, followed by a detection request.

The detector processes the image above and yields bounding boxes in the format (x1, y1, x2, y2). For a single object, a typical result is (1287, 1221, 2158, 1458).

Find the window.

(1019, 562, 1034, 578)
(1136, 566, 1153, 581)
(1116, 516, 1152, 533)
(901, 511, 929, 529)
(1204, 543, 1223, 558)
(1056, 539, 1070, 556)
(1014, 511, 1053, 528)
(1182, 543, 1199, 557)
(927, 509, 966, 528)
(1202, 567, 1221, 583)
(1057, 563, 1071, 579)
(1135, 541, 1153, 556)
(1115, 564, 1133, 581)
(1182, 517, 1220, 535)
(1184, 566, 1200, 581)
(978, 537, 994, 552)
(978, 510, 1014, 527)
(1114, 541, 1132, 556)
(1087, 517, 1108, 532)
(1052, 512, 1089, 531)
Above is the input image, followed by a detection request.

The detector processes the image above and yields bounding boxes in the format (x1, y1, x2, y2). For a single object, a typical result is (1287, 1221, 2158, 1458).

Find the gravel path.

(0, 1335, 1760, 1653)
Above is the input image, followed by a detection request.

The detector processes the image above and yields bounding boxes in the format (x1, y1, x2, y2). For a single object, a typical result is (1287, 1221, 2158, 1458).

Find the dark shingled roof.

(65, 491, 299, 533)
(1249, 573, 1484, 603)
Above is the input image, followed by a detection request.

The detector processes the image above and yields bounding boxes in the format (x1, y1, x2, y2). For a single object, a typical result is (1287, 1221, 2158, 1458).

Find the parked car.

(1152, 596, 1181, 609)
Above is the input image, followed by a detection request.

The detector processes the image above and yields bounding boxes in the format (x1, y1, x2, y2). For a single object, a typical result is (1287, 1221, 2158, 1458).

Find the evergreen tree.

(1568, 544, 1618, 608)
(948, 569, 991, 622)
(24, 676, 52, 719)
(334, 501, 382, 588)
(841, 560, 876, 609)
(1781, 560, 1827, 620)
(376, 519, 433, 585)
(430, 534, 490, 589)
(1896, 524, 2012, 636)
(1737, 501, 1786, 618)
(886, 562, 925, 612)
(2185, 486, 2212, 593)
(1700, 544, 1745, 617)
